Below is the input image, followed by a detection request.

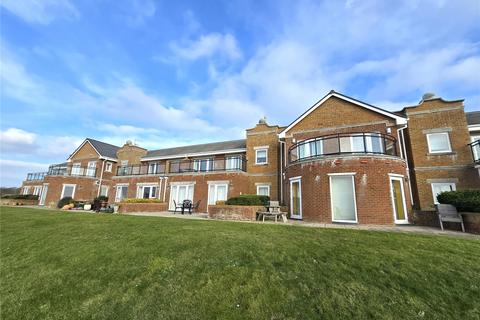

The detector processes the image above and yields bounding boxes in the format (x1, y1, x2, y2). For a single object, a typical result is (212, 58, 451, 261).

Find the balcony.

(116, 164, 166, 176)
(115, 156, 247, 176)
(289, 132, 398, 164)
(47, 166, 97, 177)
(470, 140, 480, 164)
(26, 172, 47, 181)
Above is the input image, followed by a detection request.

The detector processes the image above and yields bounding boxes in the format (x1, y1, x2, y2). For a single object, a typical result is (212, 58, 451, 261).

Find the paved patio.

(121, 211, 479, 238)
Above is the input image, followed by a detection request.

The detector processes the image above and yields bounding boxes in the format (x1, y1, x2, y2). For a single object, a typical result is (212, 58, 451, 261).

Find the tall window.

(71, 163, 81, 175)
(23, 186, 31, 195)
(100, 185, 109, 197)
(226, 156, 242, 170)
(115, 185, 128, 202)
(105, 162, 112, 172)
(330, 175, 357, 222)
(61, 184, 76, 199)
(87, 161, 96, 177)
(139, 185, 157, 199)
(255, 148, 268, 164)
(427, 132, 451, 153)
(33, 186, 42, 196)
(193, 159, 213, 172)
(431, 183, 456, 204)
(148, 163, 158, 174)
(208, 183, 228, 205)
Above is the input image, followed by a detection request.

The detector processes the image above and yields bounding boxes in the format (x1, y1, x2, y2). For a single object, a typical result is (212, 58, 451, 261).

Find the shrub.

(437, 190, 480, 212)
(1, 194, 39, 200)
(225, 194, 270, 206)
(57, 197, 74, 208)
(121, 198, 164, 203)
(95, 196, 108, 202)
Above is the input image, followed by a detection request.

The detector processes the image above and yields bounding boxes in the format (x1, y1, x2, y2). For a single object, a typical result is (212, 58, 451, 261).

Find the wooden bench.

(436, 204, 465, 232)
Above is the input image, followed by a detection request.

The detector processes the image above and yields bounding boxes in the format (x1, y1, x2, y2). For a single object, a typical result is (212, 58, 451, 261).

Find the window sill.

(254, 163, 268, 166)
(427, 151, 456, 156)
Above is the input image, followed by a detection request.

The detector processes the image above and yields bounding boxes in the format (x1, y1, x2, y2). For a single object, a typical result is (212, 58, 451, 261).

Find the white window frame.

(71, 163, 81, 175)
(169, 184, 195, 210)
(329, 173, 358, 223)
(256, 184, 270, 197)
(105, 162, 112, 172)
(115, 185, 128, 202)
(61, 184, 76, 199)
(87, 161, 97, 177)
(193, 158, 213, 172)
(23, 186, 31, 195)
(426, 132, 452, 153)
(255, 148, 268, 165)
(431, 182, 456, 204)
(208, 183, 229, 206)
(33, 186, 42, 196)
(226, 156, 242, 170)
(137, 185, 157, 199)
(100, 185, 109, 197)
(389, 176, 409, 224)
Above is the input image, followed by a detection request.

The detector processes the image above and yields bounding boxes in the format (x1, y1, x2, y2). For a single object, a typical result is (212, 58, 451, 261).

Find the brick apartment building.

(21, 91, 480, 225)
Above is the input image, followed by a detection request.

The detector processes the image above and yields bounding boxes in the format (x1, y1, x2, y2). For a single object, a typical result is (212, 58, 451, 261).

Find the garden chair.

(173, 200, 183, 214)
(190, 200, 201, 214)
(436, 204, 465, 232)
(181, 200, 192, 215)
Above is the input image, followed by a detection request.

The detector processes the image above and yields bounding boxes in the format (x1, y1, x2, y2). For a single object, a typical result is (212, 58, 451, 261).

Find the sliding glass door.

(169, 184, 194, 210)
(330, 175, 357, 223)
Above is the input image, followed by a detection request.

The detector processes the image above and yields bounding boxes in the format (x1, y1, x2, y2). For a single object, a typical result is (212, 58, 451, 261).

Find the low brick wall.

(0, 199, 38, 206)
(118, 202, 168, 213)
(208, 205, 265, 221)
(462, 213, 480, 234)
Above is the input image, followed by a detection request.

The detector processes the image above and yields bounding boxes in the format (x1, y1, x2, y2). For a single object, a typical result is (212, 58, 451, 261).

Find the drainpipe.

(158, 177, 163, 200)
(279, 140, 285, 204)
(97, 159, 106, 197)
(397, 126, 414, 205)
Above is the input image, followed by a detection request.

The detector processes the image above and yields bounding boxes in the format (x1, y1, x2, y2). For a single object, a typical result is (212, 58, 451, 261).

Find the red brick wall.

(284, 156, 411, 225)
(118, 202, 167, 213)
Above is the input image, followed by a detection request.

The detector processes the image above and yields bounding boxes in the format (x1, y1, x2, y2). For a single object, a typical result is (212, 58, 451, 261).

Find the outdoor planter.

(84, 204, 92, 211)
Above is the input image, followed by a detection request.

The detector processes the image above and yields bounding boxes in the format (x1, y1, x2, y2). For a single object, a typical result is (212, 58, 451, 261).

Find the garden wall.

(0, 199, 38, 206)
(119, 202, 168, 213)
(208, 205, 264, 221)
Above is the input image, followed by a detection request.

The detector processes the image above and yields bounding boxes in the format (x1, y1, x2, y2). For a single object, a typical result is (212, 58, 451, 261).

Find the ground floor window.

(100, 185, 109, 197)
(138, 185, 157, 199)
(431, 182, 456, 204)
(22, 186, 31, 195)
(61, 184, 76, 199)
(33, 186, 42, 196)
(256, 184, 270, 196)
(329, 174, 357, 223)
(208, 183, 228, 205)
(115, 185, 128, 202)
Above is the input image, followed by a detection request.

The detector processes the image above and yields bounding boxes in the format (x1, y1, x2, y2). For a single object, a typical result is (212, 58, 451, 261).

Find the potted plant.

(84, 202, 92, 211)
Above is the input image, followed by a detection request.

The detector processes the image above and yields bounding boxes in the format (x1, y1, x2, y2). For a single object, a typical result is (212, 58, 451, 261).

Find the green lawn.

(1, 207, 479, 320)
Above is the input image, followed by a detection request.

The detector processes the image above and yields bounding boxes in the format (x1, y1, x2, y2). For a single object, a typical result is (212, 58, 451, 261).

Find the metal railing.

(289, 132, 398, 164)
(47, 166, 97, 177)
(116, 164, 166, 176)
(26, 172, 47, 181)
(470, 140, 480, 164)
(169, 156, 246, 173)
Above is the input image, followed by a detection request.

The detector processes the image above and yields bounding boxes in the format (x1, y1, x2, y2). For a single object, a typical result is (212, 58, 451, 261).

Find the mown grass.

(1, 206, 479, 319)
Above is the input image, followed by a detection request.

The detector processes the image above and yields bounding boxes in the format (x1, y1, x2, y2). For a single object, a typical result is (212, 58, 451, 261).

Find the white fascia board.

(279, 93, 407, 138)
(141, 148, 246, 161)
(468, 125, 480, 131)
(100, 156, 118, 162)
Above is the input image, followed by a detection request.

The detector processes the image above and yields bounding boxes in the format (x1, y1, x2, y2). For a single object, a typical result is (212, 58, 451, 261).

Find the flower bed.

(208, 205, 265, 221)
(118, 202, 168, 213)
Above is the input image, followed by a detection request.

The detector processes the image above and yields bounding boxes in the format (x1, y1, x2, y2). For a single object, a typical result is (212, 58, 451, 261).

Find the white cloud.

(0, 0, 79, 24)
(126, 0, 156, 26)
(171, 33, 242, 61)
(0, 128, 37, 154)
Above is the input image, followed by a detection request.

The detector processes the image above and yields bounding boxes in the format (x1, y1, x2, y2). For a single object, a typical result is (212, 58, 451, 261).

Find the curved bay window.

(289, 132, 397, 163)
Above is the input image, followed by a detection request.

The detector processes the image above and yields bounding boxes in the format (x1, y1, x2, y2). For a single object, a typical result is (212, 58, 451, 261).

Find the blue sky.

(1, 0, 479, 186)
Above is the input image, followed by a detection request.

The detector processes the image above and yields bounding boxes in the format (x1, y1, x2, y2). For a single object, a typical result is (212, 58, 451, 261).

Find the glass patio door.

(169, 184, 194, 210)
(330, 175, 357, 223)
(39, 184, 48, 205)
(290, 178, 302, 219)
(390, 177, 408, 224)
(208, 184, 228, 206)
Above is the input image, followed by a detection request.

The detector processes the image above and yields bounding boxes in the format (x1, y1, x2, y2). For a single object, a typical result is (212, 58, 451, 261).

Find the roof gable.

(279, 91, 407, 138)
(68, 138, 120, 161)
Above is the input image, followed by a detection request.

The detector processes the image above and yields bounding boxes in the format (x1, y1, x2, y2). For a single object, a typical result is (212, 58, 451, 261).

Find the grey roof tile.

(466, 111, 480, 126)
(86, 138, 120, 159)
(144, 139, 246, 158)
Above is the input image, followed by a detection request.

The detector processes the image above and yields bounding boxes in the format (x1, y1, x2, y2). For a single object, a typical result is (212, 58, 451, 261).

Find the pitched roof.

(68, 138, 120, 160)
(143, 139, 246, 159)
(466, 111, 480, 126)
(279, 90, 407, 138)
(86, 138, 120, 159)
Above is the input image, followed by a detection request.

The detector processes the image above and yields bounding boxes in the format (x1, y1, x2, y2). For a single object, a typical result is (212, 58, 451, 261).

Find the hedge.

(225, 194, 270, 206)
(437, 190, 480, 212)
(1, 194, 39, 200)
(122, 198, 165, 203)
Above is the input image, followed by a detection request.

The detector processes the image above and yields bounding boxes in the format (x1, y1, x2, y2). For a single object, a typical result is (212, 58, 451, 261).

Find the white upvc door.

(208, 183, 228, 206)
(290, 177, 302, 219)
(169, 184, 194, 210)
(39, 184, 48, 205)
(389, 176, 409, 224)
